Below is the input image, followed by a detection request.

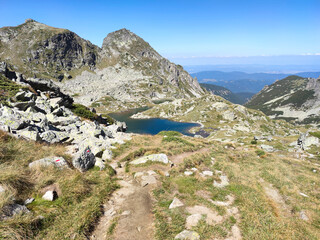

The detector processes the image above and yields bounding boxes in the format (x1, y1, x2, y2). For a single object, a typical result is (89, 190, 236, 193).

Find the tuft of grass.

(255, 149, 266, 156)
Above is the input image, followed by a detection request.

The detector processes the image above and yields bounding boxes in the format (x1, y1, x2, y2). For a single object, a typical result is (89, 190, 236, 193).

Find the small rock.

(24, 198, 35, 205)
(169, 197, 184, 209)
(299, 211, 309, 221)
(0, 185, 5, 194)
(201, 170, 213, 176)
(299, 192, 309, 198)
(42, 190, 58, 201)
(175, 230, 200, 240)
(260, 144, 274, 152)
(184, 171, 193, 176)
(213, 175, 229, 188)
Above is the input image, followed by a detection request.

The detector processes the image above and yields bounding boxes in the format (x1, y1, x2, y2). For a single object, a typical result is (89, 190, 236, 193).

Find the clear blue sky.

(0, 0, 319, 65)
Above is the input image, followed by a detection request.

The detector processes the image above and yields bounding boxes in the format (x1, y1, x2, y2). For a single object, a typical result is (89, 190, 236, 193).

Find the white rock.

(184, 171, 193, 176)
(299, 192, 309, 198)
(175, 230, 200, 240)
(140, 175, 157, 187)
(213, 175, 229, 188)
(186, 214, 202, 229)
(299, 211, 309, 221)
(42, 190, 58, 201)
(130, 154, 171, 165)
(24, 198, 35, 205)
(201, 170, 213, 176)
(169, 197, 184, 209)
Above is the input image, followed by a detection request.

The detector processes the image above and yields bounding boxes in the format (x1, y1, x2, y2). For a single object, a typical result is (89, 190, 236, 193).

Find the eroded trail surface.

(90, 148, 211, 240)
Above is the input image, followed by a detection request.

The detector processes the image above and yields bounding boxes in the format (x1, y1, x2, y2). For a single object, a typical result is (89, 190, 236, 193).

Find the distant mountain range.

(191, 71, 320, 93)
(200, 83, 254, 105)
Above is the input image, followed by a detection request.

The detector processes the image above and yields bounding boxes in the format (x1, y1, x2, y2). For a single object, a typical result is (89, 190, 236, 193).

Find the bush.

(71, 103, 96, 120)
(162, 136, 194, 146)
(71, 104, 114, 124)
(255, 149, 266, 156)
(251, 140, 257, 144)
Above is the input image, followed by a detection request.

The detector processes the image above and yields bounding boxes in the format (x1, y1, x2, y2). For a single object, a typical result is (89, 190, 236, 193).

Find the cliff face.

(245, 75, 320, 123)
(0, 21, 204, 110)
(0, 19, 99, 80)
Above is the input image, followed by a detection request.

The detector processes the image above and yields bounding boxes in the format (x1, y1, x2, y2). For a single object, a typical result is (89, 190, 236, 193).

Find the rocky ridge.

(246, 75, 320, 124)
(0, 20, 204, 111)
(0, 64, 130, 171)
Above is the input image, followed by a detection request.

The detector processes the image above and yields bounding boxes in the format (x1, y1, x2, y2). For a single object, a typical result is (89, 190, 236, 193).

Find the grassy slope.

(0, 130, 118, 239)
(200, 83, 252, 105)
(245, 76, 315, 116)
(112, 132, 320, 240)
(0, 74, 23, 104)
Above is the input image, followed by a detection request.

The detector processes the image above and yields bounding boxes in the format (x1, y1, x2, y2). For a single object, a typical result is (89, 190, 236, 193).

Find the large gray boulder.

(18, 128, 41, 141)
(29, 156, 69, 169)
(0, 107, 29, 130)
(72, 147, 96, 172)
(40, 130, 69, 143)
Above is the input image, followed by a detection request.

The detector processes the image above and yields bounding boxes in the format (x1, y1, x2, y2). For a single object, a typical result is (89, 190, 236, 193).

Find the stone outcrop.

(0, 70, 131, 172)
(1, 20, 205, 110)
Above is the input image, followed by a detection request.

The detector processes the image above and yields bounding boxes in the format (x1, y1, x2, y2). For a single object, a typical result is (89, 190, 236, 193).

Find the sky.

(0, 0, 320, 66)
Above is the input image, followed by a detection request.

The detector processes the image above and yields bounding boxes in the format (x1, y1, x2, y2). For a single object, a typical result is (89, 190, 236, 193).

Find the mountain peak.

(102, 28, 144, 49)
(25, 18, 37, 23)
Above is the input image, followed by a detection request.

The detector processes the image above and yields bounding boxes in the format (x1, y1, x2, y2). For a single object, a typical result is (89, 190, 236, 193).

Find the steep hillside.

(246, 75, 320, 123)
(0, 19, 99, 80)
(60, 28, 204, 110)
(200, 83, 253, 104)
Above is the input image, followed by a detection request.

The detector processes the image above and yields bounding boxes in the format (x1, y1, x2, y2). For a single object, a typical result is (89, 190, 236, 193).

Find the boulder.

(0, 204, 30, 220)
(175, 230, 200, 240)
(49, 97, 63, 109)
(130, 154, 171, 165)
(95, 157, 105, 170)
(18, 128, 40, 141)
(29, 156, 69, 169)
(72, 146, 96, 172)
(102, 149, 113, 161)
(42, 190, 58, 201)
(140, 175, 157, 187)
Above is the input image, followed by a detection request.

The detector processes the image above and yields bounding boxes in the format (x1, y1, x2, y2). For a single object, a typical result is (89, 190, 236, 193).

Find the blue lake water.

(109, 107, 199, 136)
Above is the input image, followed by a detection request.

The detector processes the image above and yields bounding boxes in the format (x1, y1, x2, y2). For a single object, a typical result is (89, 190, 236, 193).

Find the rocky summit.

(0, 21, 204, 112)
